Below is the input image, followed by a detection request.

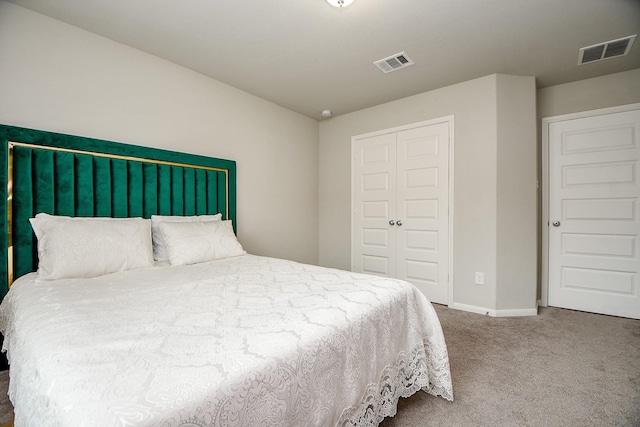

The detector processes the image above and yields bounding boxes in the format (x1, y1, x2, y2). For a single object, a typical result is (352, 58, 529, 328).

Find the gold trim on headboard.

(7, 143, 14, 287)
(9, 142, 230, 173)
(6, 141, 231, 288)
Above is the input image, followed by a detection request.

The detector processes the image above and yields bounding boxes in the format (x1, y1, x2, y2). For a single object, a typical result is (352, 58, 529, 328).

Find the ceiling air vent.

(374, 52, 414, 73)
(578, 35, 636, 65)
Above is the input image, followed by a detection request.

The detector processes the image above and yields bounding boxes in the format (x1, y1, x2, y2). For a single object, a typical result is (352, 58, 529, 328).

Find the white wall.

(0, 1, 320, 265)
(319, 74, 538, 314)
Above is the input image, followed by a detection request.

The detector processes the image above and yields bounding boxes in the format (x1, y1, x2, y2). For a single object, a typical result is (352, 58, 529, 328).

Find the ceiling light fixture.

(326, 0, 355, 7)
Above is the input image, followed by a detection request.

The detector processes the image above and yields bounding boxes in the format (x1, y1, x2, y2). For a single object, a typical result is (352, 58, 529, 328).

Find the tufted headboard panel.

(0, 124, 237, 297)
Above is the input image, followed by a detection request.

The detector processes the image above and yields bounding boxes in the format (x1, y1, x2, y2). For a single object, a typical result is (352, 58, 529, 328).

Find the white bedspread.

(0, 255, 452, 427)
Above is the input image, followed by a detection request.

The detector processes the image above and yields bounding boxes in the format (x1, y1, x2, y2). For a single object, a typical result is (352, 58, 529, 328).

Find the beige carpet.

(0, 305, 638, 426)
(383, 304, 640, 427)
(0, 371, 10, 425)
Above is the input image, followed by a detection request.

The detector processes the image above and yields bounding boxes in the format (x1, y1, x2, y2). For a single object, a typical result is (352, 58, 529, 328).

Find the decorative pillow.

(29, 213, 154, 280)
(159, 220, 245, 266)
(150, 214, 222, 262)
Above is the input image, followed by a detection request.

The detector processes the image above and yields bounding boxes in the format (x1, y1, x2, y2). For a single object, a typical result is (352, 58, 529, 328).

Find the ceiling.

(8, 0, 640, 120)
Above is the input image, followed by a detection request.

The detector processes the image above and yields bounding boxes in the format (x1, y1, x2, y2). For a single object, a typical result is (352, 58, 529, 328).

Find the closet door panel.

(396, 122, 449, 304)
(353, 133, 397, 277)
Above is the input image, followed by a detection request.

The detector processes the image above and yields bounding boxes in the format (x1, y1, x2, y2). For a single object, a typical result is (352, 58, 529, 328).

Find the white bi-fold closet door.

(352, 119, 451, 305)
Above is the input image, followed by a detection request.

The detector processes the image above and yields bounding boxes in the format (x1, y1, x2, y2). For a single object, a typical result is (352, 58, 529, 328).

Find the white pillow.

(150, 214, 222, 262)
(159, 220, 245, 266)
(29, 213, 154, 280)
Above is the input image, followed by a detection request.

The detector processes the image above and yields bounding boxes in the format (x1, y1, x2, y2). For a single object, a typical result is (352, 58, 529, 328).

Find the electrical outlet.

(475, 272, 484, 285)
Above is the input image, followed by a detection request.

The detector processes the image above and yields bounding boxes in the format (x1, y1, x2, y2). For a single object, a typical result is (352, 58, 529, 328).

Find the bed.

(0, 124, 453, 426)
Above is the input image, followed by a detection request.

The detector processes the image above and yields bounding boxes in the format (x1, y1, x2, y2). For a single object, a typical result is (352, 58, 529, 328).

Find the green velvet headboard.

(0, 124, 237, 298)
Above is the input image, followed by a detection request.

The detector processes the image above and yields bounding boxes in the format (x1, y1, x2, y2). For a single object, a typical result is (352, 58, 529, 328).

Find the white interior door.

(353, 132, 397, 278)
(396, 123, 450, 304)
(548, 109, 640, 319)
(353, 120, 450, 305)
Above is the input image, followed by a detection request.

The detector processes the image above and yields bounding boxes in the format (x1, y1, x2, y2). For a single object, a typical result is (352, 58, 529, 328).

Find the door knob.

(396, 220, 403, 226)
(389, 220, 395, 226)
(552, 221, 560, 227)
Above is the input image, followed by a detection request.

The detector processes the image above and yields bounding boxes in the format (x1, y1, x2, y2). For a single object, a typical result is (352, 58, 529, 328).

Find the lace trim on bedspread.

(338, 339, 453, 427)
(4, 314, 453, 427)
(5, 331, 452, 427)
(169, 338, 452, 427)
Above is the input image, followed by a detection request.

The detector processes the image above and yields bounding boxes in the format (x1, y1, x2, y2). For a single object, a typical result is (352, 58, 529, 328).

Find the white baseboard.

(451, 302, 538, 317)
(494, 307, 538, 317)
(450, 303, 493, 316)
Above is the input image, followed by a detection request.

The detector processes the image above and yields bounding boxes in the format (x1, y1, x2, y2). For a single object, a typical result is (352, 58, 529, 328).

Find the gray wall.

(319, 74, 538, 314)
(495, 75, 538, 311)
(537, 68, 640, 119)
(0, 1, 320, 265)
